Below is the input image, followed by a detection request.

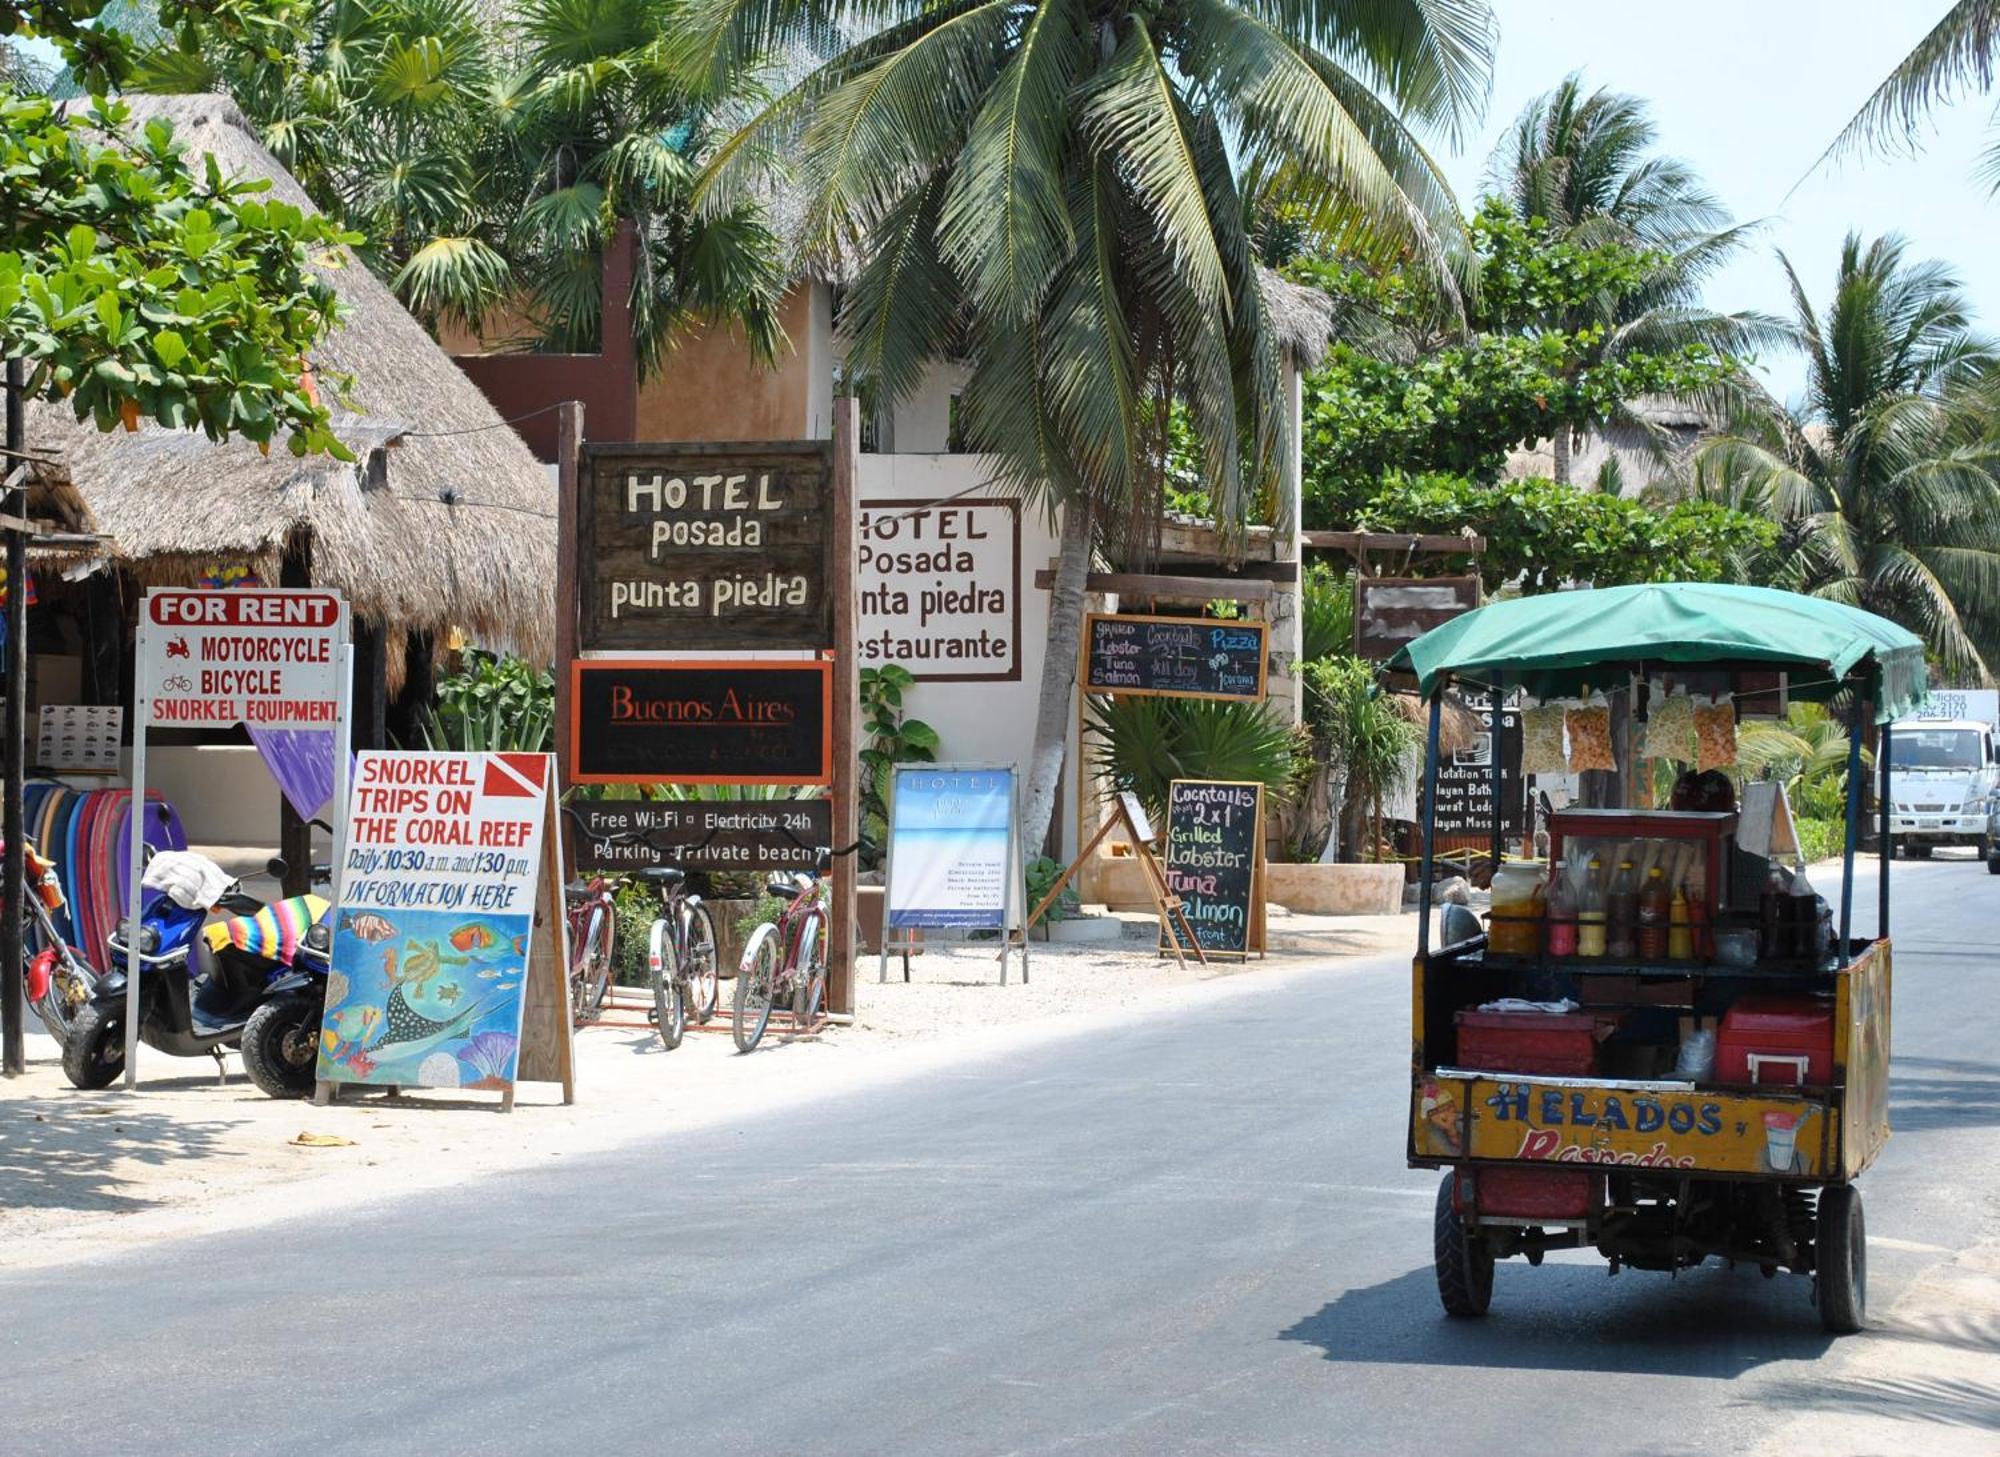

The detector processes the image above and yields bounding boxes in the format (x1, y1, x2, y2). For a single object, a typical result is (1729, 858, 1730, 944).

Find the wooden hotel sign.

(578, 441, 833, 651)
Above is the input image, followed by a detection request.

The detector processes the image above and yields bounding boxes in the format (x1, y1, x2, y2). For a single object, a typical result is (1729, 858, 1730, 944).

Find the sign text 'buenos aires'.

(569, 660, 833, 786)
(580, 442, 831, 651)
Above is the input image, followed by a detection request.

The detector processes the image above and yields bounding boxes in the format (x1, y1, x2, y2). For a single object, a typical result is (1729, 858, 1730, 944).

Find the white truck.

(1888, 688, 2000, 860)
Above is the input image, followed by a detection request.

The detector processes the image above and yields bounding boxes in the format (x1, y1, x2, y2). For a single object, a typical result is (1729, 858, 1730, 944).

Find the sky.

(1445, 2, 1997, 409)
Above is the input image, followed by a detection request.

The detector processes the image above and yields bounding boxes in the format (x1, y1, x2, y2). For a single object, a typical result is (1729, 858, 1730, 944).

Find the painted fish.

(319, 1004, 383, 1066)
(338, 911, 398, 943)
(478, 968, 503, 980)
(448, 922, 498, 953)
(511, 933, 529, 957)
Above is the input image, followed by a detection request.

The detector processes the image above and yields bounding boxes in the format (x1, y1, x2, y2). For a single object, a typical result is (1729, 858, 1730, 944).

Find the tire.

(1906, 843, 1933, 859)
(577, 904, 613, 1023)
(684, 903, 719, 1025)
(1987, 854, 2000, 876)
(734, 927, 778, 1054)
(32, 954, 95, 1047)
(1817, 1183, 1867, 1333)
(241, 992, 322, 1098)
(792, 909, 827, 1025)
(1434, 1172, 1494, 1318)
(651, 932, 684, 1051)
(62, 1001, 125, 1090)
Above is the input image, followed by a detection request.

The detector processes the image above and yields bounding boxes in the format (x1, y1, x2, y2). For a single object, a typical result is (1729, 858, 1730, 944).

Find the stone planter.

(1261, 862, 1404, 916)
(1034, 913, 1125, 944)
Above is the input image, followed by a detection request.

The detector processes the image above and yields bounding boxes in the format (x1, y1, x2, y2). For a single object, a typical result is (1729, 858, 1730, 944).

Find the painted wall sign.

(319, 751, 562, 1096)
(884, 766, 1018, 930)
(1083, 614, 1267, 702)
(1412, 1074, 1834, 1177)
(579, 441, 832, 651)
(1431, 696, 1525, 837)
(136, 588, 344, 729)
(1354, 576, 1481, 662)
(857, 496, 1021, 682)
(1162, 779, 1263, 957)
(569, 799, 832, 872)
(569, 660, 833, 786)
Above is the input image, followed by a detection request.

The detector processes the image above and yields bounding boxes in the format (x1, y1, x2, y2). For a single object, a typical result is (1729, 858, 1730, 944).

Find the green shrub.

(1024, 855, 1081, 923)
(419, 650, 554, 752)
(1795, 818, 1849, 865)
(1086, 694, 1299, 829)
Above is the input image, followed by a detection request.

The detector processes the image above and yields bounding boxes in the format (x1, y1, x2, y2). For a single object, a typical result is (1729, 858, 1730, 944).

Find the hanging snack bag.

(1522, 701, 1569, 776)
(1566, 698, 1617, 774)
(1644, 685, 1697, 763)
(1694, 696, 1738, 772)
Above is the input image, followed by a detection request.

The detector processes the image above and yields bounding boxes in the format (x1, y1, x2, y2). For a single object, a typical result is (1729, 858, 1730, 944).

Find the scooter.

(239, 864, 335, 1099)
(62, 851, 328, 1090)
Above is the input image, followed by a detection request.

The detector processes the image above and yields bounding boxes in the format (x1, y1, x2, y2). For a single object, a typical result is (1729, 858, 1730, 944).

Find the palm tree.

(1823, 3, 2000, 183)
(1677, 233, 2000, 678)
(681, 0, 1496, 850)
(1485, 75, 1776, 484)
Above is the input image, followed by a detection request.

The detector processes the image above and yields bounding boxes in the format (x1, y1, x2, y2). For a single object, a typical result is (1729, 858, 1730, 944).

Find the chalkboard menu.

(569, 800, 832, 872)
(1430, 698, 1525, 838)
(569, 660, 832, 786)
(1084, 614, 1267, 702)
(1162, 779, 1263, 957)
(579, 441, 833, 651)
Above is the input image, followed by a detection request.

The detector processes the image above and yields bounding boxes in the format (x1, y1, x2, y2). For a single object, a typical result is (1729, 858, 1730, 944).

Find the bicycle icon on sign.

(161, 673, 193, 693)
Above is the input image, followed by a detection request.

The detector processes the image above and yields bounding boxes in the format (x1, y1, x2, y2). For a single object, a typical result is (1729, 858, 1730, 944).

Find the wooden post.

(553, 401, 583, 811)
(828, 399, 860, 1017)
(2, 358, 24, 1076)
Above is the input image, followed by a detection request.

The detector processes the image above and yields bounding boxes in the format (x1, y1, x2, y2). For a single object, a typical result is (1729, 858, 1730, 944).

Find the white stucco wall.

(857, 452, 1076, 858)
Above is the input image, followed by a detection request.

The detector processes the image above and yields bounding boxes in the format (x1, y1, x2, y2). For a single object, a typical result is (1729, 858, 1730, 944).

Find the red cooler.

(1715, 996, 1834, 1086)
(1454, 1011, 1611, 1077)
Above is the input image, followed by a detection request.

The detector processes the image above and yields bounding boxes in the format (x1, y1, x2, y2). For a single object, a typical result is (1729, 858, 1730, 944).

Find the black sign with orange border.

(569, 660, 834, 786)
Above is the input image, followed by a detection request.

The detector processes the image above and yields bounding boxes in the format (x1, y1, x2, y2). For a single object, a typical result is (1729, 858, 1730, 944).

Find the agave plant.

(1085, 694, 1300, 831)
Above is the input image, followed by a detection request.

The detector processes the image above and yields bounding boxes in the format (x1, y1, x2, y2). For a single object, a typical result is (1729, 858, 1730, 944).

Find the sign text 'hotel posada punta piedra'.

(579, 441, 833, 651)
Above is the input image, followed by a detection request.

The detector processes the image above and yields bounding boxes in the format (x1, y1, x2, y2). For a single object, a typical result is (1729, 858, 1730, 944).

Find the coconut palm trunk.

(1022, 494, 1094, 856)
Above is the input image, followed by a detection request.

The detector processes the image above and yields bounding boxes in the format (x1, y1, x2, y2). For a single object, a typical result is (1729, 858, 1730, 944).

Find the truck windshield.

(1891, 729, 1983, 769)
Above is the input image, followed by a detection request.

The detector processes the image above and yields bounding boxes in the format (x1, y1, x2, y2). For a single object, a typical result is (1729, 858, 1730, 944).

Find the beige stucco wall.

(636, 282, 829, 442)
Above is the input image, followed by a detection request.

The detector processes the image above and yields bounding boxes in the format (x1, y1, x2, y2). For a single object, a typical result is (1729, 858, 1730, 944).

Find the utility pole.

(3, 357, 27, 1076)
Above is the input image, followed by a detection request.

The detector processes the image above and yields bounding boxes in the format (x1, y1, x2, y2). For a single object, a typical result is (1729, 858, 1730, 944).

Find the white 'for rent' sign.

(137, 588, 345, 729)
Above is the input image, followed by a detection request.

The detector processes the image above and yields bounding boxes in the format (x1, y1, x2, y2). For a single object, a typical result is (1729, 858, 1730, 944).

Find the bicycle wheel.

(791, 907, 828, 1026)
(734, 924, 778, 1053)
(650, 921, 684, 1050)
(683, 902, 719, 1025)
(582, 902, 614, 1018)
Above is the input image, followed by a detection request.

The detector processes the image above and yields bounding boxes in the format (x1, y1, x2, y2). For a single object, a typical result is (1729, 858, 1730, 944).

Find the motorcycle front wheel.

(242, 992, 322, 1098)
(62, 1002, 125, 1090)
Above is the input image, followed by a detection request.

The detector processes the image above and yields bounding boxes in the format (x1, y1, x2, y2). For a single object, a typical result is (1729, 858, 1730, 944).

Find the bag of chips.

(1566, 700, 1617, 774)
(1643, 687, 1697, 763)
(1522, 702, 1568, 775)
(1695, 697, 1738, 772)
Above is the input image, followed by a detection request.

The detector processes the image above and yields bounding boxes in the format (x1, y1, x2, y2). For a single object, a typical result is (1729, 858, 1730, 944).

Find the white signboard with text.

(137, 588, 344, 729)
(858, 498, 1020, 682)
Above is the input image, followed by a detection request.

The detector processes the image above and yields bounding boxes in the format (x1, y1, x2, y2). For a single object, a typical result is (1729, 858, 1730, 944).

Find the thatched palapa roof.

(27, 94, 555, 674)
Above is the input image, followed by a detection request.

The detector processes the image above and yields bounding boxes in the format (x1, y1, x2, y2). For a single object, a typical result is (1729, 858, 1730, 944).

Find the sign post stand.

(126, 588, 349, 1087)
(879, 764, 1027, 986)
(1015, 791, 1203, 968)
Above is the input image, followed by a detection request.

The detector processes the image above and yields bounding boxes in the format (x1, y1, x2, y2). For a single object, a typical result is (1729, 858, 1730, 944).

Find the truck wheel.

(241, 993, 322, 1098)
(1817, 1184, 1866, 1333)
(1906, 843, 1933, 859)
(1434, 1172, 1494, 1317)
(62, 1003, 125, 1090)
(1986, 853, 2000, 876)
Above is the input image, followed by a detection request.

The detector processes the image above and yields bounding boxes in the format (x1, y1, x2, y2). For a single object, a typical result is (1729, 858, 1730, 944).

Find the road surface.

(4, 857, 1995, 1455)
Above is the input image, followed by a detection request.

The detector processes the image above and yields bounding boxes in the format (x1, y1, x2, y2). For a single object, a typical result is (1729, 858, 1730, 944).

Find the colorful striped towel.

(204, 895, 332, 964)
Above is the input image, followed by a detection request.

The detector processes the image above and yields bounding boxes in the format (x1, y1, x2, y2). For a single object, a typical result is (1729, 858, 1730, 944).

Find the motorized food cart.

(1389, 584, 1922, 1333)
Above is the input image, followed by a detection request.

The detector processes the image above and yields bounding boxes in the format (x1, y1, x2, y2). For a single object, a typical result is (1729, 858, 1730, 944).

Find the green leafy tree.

(684, 0, 1497, 851)
(1675, 233, 2000, 677)
(1822, 3, 2000, 185)
(1297, 207, 1738, 525)
(1301, 654, 1418, 863)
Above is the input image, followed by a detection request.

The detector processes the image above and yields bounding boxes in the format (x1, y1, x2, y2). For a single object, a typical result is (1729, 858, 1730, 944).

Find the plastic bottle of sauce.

(1606, 859, 1639, 960)
(1577, 855, 1608, 958)
(1488, 860, 1546, 956)
(1637, 866, 1671, 960)
(1667, 883, 1693, 960)
(1545, 860, 1578, 958)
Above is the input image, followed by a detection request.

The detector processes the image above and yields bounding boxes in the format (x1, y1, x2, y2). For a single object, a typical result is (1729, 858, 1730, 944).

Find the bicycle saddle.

(766, 876, 808, 900)
(641, 867, 685, 887)
(563, 880, 590, 899)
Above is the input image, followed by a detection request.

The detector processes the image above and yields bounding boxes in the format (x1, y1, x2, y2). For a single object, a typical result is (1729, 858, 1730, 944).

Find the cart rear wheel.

(1817, 1183, 1866, 1334)
(1434, 1173, 1494, 1318)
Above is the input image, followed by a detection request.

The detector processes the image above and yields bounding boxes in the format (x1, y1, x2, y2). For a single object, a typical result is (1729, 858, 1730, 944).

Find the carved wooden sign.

(578, 441, 833, 651)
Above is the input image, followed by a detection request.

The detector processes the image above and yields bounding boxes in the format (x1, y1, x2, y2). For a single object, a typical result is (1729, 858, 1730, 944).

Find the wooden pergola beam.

(1301, 529, 1485, 556)
(1030, 569, 1276, 603)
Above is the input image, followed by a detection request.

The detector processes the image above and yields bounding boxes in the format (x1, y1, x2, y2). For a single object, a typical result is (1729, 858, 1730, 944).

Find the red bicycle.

(563, 872, 617, 1026)
(733, 849, 830, 1053)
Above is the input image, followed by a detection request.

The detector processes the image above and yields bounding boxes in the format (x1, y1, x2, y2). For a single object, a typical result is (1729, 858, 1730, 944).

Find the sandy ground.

(0, 908, 1409, 1270)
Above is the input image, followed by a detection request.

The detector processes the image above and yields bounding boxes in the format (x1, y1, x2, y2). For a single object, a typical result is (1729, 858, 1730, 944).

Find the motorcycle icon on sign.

(165, 636, 191, 660)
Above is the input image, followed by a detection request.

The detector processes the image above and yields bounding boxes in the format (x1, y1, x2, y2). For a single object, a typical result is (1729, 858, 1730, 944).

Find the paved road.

(5, 858, 1995, 1456)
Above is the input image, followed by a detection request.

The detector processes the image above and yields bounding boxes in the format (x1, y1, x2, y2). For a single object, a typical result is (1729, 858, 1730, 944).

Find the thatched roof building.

(26, 94, 555, 679)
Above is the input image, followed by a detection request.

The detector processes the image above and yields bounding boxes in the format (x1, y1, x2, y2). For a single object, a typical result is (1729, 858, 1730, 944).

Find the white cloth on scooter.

(140, 850, 236, 910)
